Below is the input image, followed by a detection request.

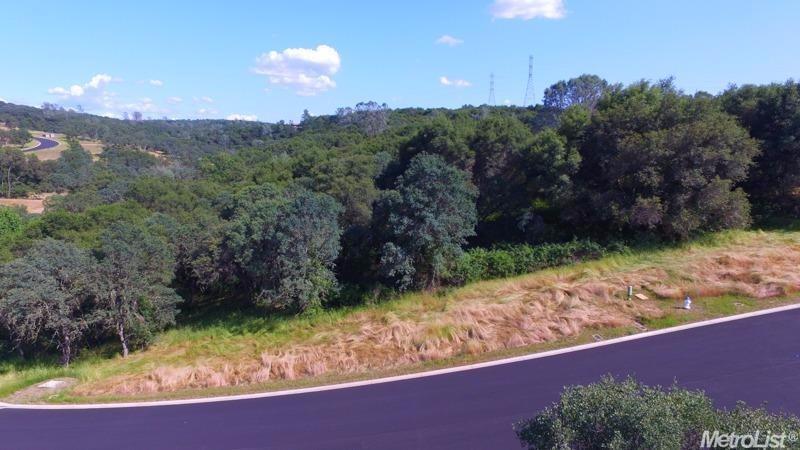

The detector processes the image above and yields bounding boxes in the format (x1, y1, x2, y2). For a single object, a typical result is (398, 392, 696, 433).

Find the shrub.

(0, 206, 22, 238)
(448, 239, 616, 285)
(514, 377, 800, 449)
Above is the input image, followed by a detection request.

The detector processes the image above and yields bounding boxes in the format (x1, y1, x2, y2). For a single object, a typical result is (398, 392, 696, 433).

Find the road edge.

(2, 302, 799, 410)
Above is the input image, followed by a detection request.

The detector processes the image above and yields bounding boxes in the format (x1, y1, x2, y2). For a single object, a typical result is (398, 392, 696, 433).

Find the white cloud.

(47, 75, 174, 116)
(195, 96, 214, 103)
(436, 35, 464, 46)
(167, 96, 183, 104)
(149, 79, 164, 86)
(439, 76, 472, 88)
(226, 113, 258, 121)
(491, 0, 566, 20)
(48, 85, 85, 97)
(196, 108, 217, 116)
(0, 97, 5, 103)
(253, 44, 341, 96)
(48, 73, 113, 99)
(87, 74, 113, 88)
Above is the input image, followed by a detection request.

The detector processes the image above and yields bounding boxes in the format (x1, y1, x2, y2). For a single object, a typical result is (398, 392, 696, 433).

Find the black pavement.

(23, 137, 59, 152)
(2, 308, 798, 450)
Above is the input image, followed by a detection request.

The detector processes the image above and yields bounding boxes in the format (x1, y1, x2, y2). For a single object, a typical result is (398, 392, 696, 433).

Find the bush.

(514, 377, 800, 449)
(448, 239, 617, 285)
(0, 207, 22, 237)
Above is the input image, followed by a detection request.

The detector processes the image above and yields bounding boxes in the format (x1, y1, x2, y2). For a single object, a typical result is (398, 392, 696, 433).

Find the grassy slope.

(2, 229, 800, 403)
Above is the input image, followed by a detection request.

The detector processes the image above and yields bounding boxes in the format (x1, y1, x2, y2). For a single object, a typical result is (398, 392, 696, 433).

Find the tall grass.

(3, 229, 799, 401)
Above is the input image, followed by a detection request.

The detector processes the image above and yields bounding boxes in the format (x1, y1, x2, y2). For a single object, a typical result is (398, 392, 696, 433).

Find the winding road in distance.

(2, 306, 799, 450)
(23, 136, 59, 152)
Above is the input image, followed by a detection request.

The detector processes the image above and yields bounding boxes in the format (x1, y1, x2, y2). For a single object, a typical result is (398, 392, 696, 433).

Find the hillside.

(2, 229, 798, 402)
(0, 102, 289, 161)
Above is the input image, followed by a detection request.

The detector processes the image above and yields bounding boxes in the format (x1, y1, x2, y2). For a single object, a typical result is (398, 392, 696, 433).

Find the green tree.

(49, 139, 94, 191)
(92, 221, 181, 357)
(0, 128, 32, 146)
(722, 81, 800, 217)
(100, 147, 159, 178)
(336, 101, 389, 136)
(227, 185, 343, 311)
(297, 152, 379, 227)
(0, 148, 43, 198)
(471, 115, 579, 242)
(543, 74, 611, 111)
(375, 153, 477, 290)
(0, 239, 95, 365)
(571, 81, 759, 239)
(398, 114, 475, 172)
(472, 114, 533, 221)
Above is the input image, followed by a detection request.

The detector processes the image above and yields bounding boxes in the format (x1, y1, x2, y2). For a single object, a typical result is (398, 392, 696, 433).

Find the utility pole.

(523, 55, 534, 107)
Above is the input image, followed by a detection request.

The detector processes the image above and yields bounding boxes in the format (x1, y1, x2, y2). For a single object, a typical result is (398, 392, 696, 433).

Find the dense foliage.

(227, 185, 342, 311)
(1, 75, 798, 363)
(374, 153, 477, 290)
(722, 81, 800, 217)
(0, 239, 94, 365)
(570, 81, 759, 239)
(448, 239, 614, 285)
(514, 377, 800, 449)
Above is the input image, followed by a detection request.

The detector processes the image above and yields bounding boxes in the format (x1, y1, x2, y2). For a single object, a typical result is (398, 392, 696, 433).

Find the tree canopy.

(0, 239, 94, 365)
(375, 153, 477, 290)
(227, 185, 343, 311)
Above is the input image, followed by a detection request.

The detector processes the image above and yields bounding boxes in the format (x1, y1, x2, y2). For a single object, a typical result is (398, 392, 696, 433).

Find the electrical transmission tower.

(523, 55, 534, 107)
(488, 73, 496, 106)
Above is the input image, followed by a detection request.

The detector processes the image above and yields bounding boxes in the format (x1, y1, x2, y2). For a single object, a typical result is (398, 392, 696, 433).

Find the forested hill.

(0, 100, 558, 162)
(1, 76, 799, 366)
(0, 101, 288, 161)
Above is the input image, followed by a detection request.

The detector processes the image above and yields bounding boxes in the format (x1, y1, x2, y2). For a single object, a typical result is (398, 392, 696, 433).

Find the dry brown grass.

(0, 193, 59, 214)
(72, 231, 800, 397)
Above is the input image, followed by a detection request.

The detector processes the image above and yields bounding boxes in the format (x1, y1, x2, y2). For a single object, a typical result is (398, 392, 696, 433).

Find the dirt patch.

(0, 198, 45, 214)
(5, 378, 77, 404)
(0, 193, 58, 214)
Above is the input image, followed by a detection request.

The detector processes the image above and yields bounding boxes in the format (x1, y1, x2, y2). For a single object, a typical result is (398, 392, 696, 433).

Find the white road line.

(2, 303, 799, 410)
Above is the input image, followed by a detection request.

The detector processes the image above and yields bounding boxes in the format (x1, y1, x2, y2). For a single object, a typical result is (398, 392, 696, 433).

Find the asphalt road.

(2, 308, 799, 450)
(23, 137, 59, 152)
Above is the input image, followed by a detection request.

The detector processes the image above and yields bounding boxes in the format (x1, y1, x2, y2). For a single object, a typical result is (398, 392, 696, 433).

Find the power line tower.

(488, 73, 496, 106)
(523, 55, 534, 107)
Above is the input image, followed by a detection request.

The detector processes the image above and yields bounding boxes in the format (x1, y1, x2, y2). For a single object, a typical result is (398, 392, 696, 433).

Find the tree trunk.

(117, 323, 129, 358)
(60, 336, 72, 367)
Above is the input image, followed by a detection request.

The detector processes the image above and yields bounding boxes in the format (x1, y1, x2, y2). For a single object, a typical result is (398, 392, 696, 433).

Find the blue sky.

(1, 0, 798, 122)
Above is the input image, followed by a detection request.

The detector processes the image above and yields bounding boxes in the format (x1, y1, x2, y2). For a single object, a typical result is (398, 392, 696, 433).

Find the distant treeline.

(0, 76, 798, 364)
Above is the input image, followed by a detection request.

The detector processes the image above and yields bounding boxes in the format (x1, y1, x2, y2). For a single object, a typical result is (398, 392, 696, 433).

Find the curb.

(3, 303, 799, 410)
